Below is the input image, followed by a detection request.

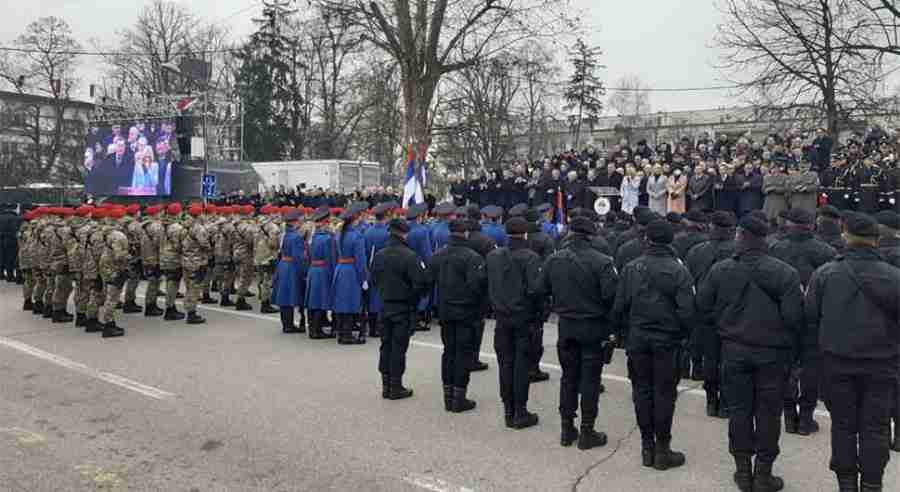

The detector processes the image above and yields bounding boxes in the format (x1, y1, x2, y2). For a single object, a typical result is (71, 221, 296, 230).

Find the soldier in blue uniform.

(481, 205, 508, 247)
(407, 203, 433, 331)
(537, 202, 561, 243)
(333, 201, 370, 345)
(305, 206, 336, 339)
(363, 201, 398, 338)
(431, 202, 456, 251)
(273, 208, 307, 334)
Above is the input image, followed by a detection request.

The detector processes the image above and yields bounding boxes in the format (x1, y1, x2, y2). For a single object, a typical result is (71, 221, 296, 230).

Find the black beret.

(569, 217, 596, 235)
(633, 205, 650, 220)
(875, 210, 900, 230)
(508, 203, 528, 217)
(636, 209, 658, 226)
(449, 219, 469, 233)
(711, 211, 737, 228)
(748, 210, 768, 223)
(388, 218, 410, 234)
(646, 219, 674, 244)
(406, 203, 427, 220)
(505, 217, 529, 234)
(310, 206, 330, 222)
(434, 202, 456, 216)
(819, 205, 842, 220)
(535, 202, 552, 213)
(665, 212, 682, 225)
(466, 205, 482, 220)
(844, 212, 880, 237)
(782, 208, 813, 225)
(685, 209, 707, 223)
(738, 215, 769, 238)
(524, 209, 540, 222)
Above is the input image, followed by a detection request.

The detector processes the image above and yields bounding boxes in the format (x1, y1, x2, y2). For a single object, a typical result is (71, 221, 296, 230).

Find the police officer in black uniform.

(875, 210, 900, 267)
(525, 207, 553, 383)
(486, 217, 542, 429)
(807, 212, 900, 492)
(686, 211, 737, 413)
(370, 219, 430, 400)
(697, 215, 803, 492)
(539, 216, 619, 450)
(430, 218, 487, 413)
(769, 208, 837, 436)
(611, 219, 694, 470)
(0, 204, 21, 281)
(817, 205, 846, 253)
(615, 208, 657, 272)
(672, 210, 709, 259)
(465, 205, 496, 372)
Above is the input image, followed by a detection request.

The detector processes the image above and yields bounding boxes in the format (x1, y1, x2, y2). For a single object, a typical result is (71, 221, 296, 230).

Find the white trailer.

(251, 160, 381, 194)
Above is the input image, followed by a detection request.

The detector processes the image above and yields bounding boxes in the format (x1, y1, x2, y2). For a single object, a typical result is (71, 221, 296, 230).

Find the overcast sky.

(0, 0, 734, 112)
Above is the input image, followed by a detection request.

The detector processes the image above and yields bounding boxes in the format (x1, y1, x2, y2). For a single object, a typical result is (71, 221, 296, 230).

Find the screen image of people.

(83, 119, 178, 196)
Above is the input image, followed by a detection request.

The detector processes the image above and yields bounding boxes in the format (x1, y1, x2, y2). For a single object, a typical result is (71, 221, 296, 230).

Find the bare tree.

(715, 0, 885, 135)
(606, 74, 652, 126)
(516, 42, 559, 161)
(351, 56, 403, 184)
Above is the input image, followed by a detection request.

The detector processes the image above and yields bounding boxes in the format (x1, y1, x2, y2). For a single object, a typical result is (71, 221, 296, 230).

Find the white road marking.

(0, 336, 175, 401)
(403, 473, 475, 492)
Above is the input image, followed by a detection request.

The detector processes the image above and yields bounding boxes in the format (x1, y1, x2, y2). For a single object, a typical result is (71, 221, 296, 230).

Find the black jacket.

(697, 245, 803, 351)
(528, 231, 555, 259)
(429, 236, 487, 321)
(611, 244, 696, 343)
(370, 235, 430, 316)
(685, 229, 736, 285)
(539, 235, 618, 338)
(877, 234, 900, 268)
(615, 236, 647, 272)
(806, 246, 900, 360)
(672, 227, 708, 259)
(486, 238, 543, 323)
(770, 230, 837, 286)
(816, 219, 845, 253)
(611, 225, 640, 257)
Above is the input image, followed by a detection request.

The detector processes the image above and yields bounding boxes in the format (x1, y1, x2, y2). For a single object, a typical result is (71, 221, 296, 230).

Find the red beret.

(241, 205, 254, 216)
(126, 204, 141, 216)
(92, 208, 107, 219)
(108, 208, 126, 219)
(166, 203, 182, 216)
(75, 206, 92, 217)
(330, 208, 343, 215)
(188, 205, 203, 217)
(260, 205, 273, 215)
(144, 205, 161, 216)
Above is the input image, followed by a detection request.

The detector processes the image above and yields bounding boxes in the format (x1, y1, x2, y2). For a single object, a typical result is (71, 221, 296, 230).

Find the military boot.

(307, 312, 328, 340)
(186, 311, 206, 325)
(200, 293, 217, 304)
(529, 368, 550, 383)
(752, 461, 784, 492)
(42, 303, 53, 318)
(84, 318, 102, 333)
(450, 386, 476, 413)
(797, 409, 820, 435)
(641, 439, 655, 467)
(219, 291, 234, 307)
(31, 300, 43, 315)
(560, 419, 579, 447)
(690, 359, 704, 381)
(733, 454, 754, 492)
(706, 395, 719, 418)
(442, 385, 453, 412)
(163, 306, 185, 321)
(503, 401, 515, 428)
(577, 421, 608, 450)
(52, 310, 74, 323)
(23, 299, 33, 311)
(122, 301, 142, 314)
(234, 298, 252, 311)
(512, 405, 539, 430)
(470, 357, 489, 372)
(144, 303, 164, 317)
(381, 374, 390, 399)
(891, 422, 900, 452)
(859, 482, 881, 492)
(101, 321, 125, 338)
(75, 313, 87, 327)
(784, 405, 800, 434)
(260, 301, 278, 314)
(653, 438, 686, 471)
(837, 474, 859, 492)
(386, 377, 413, 400)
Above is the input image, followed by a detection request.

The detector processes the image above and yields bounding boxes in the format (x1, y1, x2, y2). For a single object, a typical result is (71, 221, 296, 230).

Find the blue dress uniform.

(432, 219, 450, 250)
(272, 214, 307, 333)
(406, 204, 433, 329)
(364, 220, 390, 336)
(332, 202, 369, 344)
(480, 205, 508, 247)
(305, 208, 336, 339)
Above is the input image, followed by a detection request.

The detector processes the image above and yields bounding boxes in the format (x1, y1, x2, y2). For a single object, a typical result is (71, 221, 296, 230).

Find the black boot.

(733, 454, 754, 492)
(470, 355, 489, 372)
(528, 368, 550, 383)
(368, 318, 381, 338)
(503, 401, 515, 428)
(163, 306, 185, 321)
(837, 473, 859, 492)
(860, 482, 881, 492)
(308, 312, 328, 340)
(101, 321, 125, 338)
(717, 398, 729, 419)
(186, 311, 206, 325)
(52, 310, 73, 323)
(122, 301, 142, 313)
(296, 311, 306, 334)
(75, 313, 86, 327)
(752, 461, 784, 492)
(706, 396, 719, 418)
(32, 300, 43, 315)
(560, 419, 579, 447)
(42, 303, 53, 318)
(219, 291, 234, 307)
(653, 438, 686, 471)
(680, 357, 691, 379)
(690, 359, 704, 381)
(144, 303, 164, 317)
(450, 386, 476, 413)
(260, 301, 278, 314)
(381, 374, 390, 399)
(200, 293, 217, 304)
(797, 409, 820, 435)
(891, 422, 900, 452)
(443, 385, 453, 412)
(577, 421, 608, 450)
(280, 308, 299, 333)
(386, 377, 413, 400)
(641, 440, 655, 467)
(85, 318, 102, 333)
(784, 406, 799, 434)
(512, 405, 539, 430)
(23, 299, 33, 311)
(234, 298, 252, 311)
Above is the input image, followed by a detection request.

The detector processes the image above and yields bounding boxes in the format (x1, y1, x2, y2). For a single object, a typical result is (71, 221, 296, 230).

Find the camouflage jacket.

(64, 218, 88, 273)
(99, 224, 129, 280)
(42, 220, 68, 272)
(123, 217, 144, 262)
(253, 219, 281, 266)
(232, 220, 256, 262)
(84, 224, 108, 280)
(181, 218, 212, 271)
(140, 219, 164, 266)
(160, 218, 185, 271)
(212, 218, 234, 263)
(17, 222, 34, 269)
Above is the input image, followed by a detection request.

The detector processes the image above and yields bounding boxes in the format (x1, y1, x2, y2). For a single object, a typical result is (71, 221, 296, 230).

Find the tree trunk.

(401, 72, 436, 160)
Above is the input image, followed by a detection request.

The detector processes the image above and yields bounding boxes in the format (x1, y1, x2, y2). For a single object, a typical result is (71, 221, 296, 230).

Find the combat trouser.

(162, 269, 182, 308)
(183, 267, 205, 312)
(236, 260, 254, 298)
(124, 260, 142, 304)
(73, 273, 89, 315)
(627, 336, 681, 445)
(256, 264, 273, 303)
(143, 264, 161, 304)
(86, 277, 104, 321)
(42, 268, 55, 309)
(440, 318, 477, 388)
(214, 262, 235, 298)
(52, 270, 73, 311)
(32, 269, 45, 303)
(557, 319, 606, 426)
(22, 269, 33, 302)
(101, 272, 126, 324)
(495, 318, 531, 409)
(379, 309, 414, 381)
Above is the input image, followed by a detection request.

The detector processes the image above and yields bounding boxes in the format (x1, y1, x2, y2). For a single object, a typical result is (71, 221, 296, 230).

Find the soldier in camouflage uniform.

(29, 209, 48, 315)
(67, 206, 93, 327)
(254, 205, 281, 314)
(199, 204, 218, 304)
(83, 208, 108, 333)
(121, 204, 144, 313)
(99, 208, 129, 338)
(140, 205, 165, 317)
(38, 209, 60, 319)
(213, 206, 237, 307)
(17, 211, 36, 311)
(49, 208, 74, 323)
(182, 205, 212, 324)
(160, 203, 186, 321)
(232, 205, 257, 311)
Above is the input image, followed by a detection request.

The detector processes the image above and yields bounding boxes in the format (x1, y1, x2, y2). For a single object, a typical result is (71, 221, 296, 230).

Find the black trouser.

(472, 318, 486, 363)
(627, 336, 681, 443)
(823, 354, 897, 485)
(494, 318, 531, 407)
(703, 327, 722, 401)
(440, 318, 476, 387)
(557, 318, 605, 424)
(379, 311, 413, 380)
(784, 349, 821, 414)
(722, 342, 790, 464)
(529, 321, 544, 373)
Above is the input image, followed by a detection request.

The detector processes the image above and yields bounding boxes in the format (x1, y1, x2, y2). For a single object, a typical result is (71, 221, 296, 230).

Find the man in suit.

(94, 137, 135, 194)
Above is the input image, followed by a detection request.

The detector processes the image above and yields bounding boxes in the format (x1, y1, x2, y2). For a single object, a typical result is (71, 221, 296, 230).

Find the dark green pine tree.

(563, 38, 606, 150)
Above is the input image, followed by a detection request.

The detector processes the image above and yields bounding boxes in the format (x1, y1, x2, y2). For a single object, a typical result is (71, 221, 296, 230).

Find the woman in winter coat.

(620, 168, 641, 215)
(763, 166, 790, 223)
(647, 164, 669, 215)
(667, 168, 687, 214)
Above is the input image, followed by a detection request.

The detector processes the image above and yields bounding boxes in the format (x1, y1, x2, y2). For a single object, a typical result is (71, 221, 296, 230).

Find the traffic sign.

(201, 174, 217, 198)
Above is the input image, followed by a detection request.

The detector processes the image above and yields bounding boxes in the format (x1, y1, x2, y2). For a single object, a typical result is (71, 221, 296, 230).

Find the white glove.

(362, 281, 369, 291)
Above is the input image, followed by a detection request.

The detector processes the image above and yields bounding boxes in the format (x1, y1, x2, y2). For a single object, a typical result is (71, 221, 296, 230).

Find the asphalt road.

(0, 281, 896, 492)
